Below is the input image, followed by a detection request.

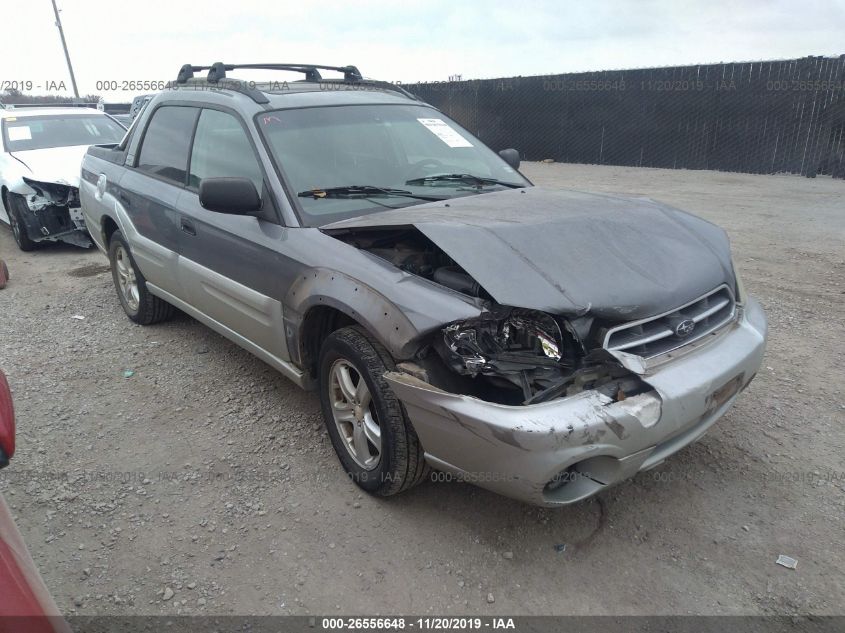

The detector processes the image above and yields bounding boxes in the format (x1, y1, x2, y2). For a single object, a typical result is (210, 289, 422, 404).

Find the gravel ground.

(0, 162, 843, 616)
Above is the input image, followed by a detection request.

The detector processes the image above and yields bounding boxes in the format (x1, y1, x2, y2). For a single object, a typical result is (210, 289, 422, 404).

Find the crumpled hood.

(324, 187, 736, 321)
(9, 145, 89, 188)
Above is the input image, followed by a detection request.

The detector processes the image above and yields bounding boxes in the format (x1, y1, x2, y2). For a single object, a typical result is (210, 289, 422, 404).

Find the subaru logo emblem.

(675, 319, 696, 338)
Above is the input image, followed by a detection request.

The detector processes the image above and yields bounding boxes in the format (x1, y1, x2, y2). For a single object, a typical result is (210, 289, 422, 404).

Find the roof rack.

(177, 62, 363, 84)
(175, 62, 417, 104)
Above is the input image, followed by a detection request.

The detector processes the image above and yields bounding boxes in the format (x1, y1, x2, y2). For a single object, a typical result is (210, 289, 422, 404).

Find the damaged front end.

(320, 190, 768, 504)
(15, 177, 91, 247)
(384, 297, 767, 506)
(324, 222, 767, 505)
(326, 225, 648, 407)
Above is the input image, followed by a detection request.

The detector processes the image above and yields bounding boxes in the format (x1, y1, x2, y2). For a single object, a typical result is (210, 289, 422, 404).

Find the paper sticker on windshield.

(417, 118, 473, 148)
(7, 126, 31, 141)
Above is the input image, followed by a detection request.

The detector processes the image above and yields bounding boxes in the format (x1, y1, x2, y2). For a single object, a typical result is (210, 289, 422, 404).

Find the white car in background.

(0, 107, 126, 250)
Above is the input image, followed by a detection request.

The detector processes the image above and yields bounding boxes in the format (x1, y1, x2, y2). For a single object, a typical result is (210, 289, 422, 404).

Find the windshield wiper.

(405, 173, 524, 188)
(297, 185, 444, 202)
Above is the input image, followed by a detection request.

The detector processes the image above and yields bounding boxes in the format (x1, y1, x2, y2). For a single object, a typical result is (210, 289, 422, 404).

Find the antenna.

(50, 0, 80, 99)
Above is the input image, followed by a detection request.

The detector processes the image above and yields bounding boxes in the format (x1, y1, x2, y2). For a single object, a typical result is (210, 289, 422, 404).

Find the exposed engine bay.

(16, 178, 91, 247)
(328, 226, 648, 405)
(348, 227, 491, 300)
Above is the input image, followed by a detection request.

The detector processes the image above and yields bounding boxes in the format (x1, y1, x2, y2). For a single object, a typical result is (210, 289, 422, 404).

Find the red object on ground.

(0, 495, 70, 632)
(0, 370, 71, 633)
(0, 371, 15, 461)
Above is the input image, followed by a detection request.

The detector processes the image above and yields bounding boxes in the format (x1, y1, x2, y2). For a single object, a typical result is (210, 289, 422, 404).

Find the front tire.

(6, 193, 38, 252)
(108, 230, 174, 325)
(319, 326, 429, 497)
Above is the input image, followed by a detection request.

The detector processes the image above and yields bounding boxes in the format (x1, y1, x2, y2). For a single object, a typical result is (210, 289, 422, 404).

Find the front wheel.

(108, 230, 174, 325)
(6, 193, 38, 252)
(319, 326, 429, 497)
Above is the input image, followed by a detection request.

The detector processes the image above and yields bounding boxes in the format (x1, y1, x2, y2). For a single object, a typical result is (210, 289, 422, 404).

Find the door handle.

(119, 193, 131, 206)
(180, 218, 196, 236)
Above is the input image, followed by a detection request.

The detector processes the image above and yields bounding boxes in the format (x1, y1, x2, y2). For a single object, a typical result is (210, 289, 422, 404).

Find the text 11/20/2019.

(320, 617, 517, 630)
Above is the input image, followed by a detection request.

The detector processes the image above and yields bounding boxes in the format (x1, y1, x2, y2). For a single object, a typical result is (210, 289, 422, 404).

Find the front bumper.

(385, 297, 767, 506)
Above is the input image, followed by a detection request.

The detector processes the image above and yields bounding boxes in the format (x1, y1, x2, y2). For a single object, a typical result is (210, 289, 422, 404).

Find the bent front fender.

(284, 267, 485, 363)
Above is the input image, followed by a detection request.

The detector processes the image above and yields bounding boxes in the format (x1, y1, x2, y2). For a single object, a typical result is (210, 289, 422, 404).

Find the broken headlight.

(435, 309, 574, 400)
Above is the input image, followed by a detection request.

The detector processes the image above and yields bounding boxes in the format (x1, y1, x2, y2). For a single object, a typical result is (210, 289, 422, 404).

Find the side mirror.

(498, 148, 520, 170)
(199, 177, 261, 215)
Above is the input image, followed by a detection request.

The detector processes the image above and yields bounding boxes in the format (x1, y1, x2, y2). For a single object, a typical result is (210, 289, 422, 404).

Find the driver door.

(175, 107, 291, 361)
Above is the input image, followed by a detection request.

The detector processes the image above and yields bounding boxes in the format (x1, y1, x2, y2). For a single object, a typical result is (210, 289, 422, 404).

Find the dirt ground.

(0, 163, 842, 617)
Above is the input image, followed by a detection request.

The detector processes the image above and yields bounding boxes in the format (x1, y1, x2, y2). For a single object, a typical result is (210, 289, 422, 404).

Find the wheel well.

(102, 216, 119, 245)
(300, 306, 357, 378)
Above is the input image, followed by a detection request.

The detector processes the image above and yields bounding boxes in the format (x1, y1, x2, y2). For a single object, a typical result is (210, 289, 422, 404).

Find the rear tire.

(6, 193, 38, 252)
(319, 326, 429, 497)
(108, 230, 174, 325)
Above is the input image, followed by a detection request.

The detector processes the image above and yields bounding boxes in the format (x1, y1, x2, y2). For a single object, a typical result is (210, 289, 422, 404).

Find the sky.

(1, 0, 844, 102)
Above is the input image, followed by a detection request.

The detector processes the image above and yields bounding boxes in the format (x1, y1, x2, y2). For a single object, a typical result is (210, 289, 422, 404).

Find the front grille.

(603, 285, 736, 358)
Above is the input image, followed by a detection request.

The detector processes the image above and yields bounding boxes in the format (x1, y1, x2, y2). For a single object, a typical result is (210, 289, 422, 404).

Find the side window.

(136, 106, 199, 184)
(189, 109, 263, 192)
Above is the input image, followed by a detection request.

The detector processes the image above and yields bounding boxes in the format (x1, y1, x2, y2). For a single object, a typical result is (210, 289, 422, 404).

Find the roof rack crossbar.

(176, 63, 363, 85)
(173, 62, 417, 104)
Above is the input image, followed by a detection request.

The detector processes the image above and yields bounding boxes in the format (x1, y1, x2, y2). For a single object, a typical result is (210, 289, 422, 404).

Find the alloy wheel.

(114, 244, 140, 312)
(328, 358, 382, 470)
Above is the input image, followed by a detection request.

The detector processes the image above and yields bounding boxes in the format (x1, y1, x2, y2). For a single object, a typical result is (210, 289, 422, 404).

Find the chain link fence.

(406, 56, 845, 179)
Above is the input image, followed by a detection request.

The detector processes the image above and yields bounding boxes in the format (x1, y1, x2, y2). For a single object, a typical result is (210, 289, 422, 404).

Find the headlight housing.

(429, 309, 650, 406)
(435, 309, 573, 400)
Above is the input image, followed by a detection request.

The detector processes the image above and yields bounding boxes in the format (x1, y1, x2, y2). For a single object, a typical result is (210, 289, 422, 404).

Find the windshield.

(256, 104, 529, 226)
(2, 113, 126, 152)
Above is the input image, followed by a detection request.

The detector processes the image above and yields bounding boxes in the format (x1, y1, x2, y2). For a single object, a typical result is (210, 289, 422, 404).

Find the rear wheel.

(108, 230, 174, 324)
(6, 193, 38, 252)
(319, 326, 429, 497)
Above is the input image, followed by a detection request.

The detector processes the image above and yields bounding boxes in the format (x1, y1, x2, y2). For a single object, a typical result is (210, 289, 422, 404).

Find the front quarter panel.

(283, 229, 486, 362)
(0, 152, 32, 195)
